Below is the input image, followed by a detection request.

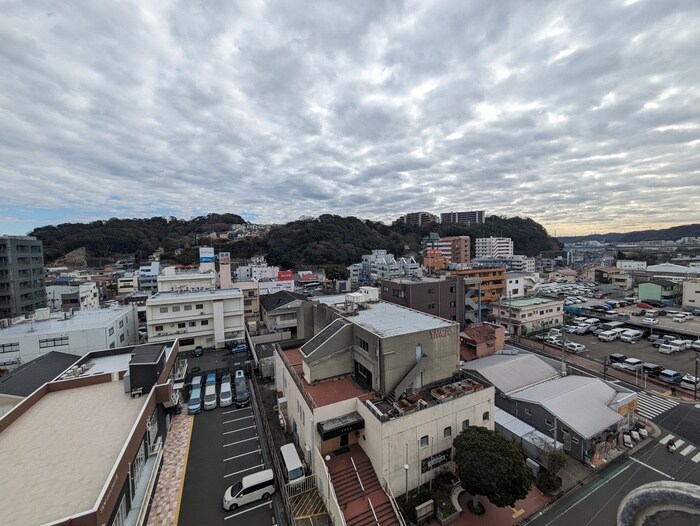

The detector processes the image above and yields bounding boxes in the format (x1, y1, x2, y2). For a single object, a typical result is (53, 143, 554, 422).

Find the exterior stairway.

(328, 445, 400, 526)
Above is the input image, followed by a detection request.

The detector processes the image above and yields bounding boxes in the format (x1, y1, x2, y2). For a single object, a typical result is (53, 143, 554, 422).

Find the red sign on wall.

(431, 327, 452, 339)
(278, 270, 293, 281)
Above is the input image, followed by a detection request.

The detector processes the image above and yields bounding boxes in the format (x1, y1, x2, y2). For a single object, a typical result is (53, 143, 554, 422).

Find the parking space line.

(225, 463, 266, 478)
(224, 500, 272, 519)
(222, 407, 252, 415)
(224, 436, 259, 448)
(224, 449, 261, 462)
(223, 415, 253, 425)
(224, 425, 256, 436)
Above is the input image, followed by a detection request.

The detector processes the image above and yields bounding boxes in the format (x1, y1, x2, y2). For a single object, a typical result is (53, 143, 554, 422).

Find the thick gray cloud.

(1, 0, 699, 236)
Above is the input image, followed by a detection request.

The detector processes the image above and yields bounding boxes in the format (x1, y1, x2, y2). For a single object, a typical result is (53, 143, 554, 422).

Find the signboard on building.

(278, 270, 293, 281)
(426, 248, 442, 258)
(218, 252, 231, 264)
(199, 247, 215, 262)
(431, 327, 452, 339)
(421, 448, 452, 473)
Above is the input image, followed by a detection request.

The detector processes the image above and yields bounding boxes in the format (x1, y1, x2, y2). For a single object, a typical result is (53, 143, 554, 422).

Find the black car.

(647, 334, 661, 343)
(193, 346, 204, 357)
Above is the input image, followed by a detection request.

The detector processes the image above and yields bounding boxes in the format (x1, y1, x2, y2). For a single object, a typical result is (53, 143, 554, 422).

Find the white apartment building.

(157, 268, 217, 293)
(616, 260, 647, 271)
(361, 250, 421, 280)
(475, 237, 514, 259)
(506, 272, 540, 298)
(682, 280, 700, 311)
(493, 296, 564, 336)
(137, 261, 160, 295)
(145, 289, 245, 351)
(258, 279, 295, 295)
(0, 305, 137, 368)
(117, 274, 139, 295)
(235, 263, 280, 282)
(46, 281, 99, 311)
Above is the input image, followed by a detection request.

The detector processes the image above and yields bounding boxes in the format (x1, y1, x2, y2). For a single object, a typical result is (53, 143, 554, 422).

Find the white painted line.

(224, 499, 272, 519)
(680, 445, 695, 456)
(224, 436, 259, 448)
(660, 434, 674, 445)
(674, 439, 686, 449)
(222, 407, 252, 415)
(223, 415, 254, 425)
(629, 457, 675, 480)
(691, 451, 700, 463)
(225, 463, 266, 478)
(224, 425, 256, 436)
(224, 449, 261, 462)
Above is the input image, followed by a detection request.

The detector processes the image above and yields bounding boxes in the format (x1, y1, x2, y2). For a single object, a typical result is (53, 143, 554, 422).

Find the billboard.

(218, 252, 231, 264)
(278, 270, 293, 281)
(199, 247, 215, 262)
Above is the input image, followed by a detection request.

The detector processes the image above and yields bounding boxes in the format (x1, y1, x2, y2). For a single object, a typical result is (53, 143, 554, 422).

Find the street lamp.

(325, 454, 331, 500)
(404, 463, 410, 504)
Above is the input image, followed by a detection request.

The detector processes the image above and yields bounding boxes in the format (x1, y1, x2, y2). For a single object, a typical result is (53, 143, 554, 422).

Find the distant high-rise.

(440, 211, 485, 225)
(394, 211, 437, 227)
(0, 235, 46, 318)
(475, 236, 514, 259)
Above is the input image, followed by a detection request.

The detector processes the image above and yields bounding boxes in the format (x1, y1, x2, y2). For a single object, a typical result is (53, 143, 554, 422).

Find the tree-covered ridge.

(557, 223, 700, 244)
(30, 212, 561, 267)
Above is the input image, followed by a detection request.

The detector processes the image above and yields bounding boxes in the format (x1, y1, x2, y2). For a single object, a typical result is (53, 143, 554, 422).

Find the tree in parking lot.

(453, 426, 534, 513)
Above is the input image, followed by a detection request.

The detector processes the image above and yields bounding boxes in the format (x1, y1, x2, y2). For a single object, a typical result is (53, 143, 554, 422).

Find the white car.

(641, 318, 659, 326)
(565, 342, 587, 353)
(672, 315, 686, 323)
(692, 340, 700, 351)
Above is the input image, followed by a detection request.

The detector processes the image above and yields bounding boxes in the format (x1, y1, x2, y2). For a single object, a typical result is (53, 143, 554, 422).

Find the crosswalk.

(659, 434, 700, 463)
(636, 392, 679, 420)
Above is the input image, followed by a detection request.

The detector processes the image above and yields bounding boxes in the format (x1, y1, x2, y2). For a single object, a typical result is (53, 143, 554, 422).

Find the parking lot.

(178, 374, 278, 526)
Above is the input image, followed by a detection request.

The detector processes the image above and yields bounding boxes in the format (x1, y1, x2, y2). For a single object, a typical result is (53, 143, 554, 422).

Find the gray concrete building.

(0, 235, 46, 319)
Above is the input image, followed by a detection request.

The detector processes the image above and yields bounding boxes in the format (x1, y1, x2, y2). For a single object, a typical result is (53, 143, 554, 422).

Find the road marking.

(224, 425, 256, 435)
(680, 445, 696, 457)
(629, 457, 674, 480)
(225, 463, 266, 478)
(674, 439, 685, 449)
(691, 451, 700, 463)
(224, 500, 273, 519)
(636, 392, 679, 420)
(223, 407, 252, 415)
(659, 434, 674, 445)
(223, 415, 254, 425)
(224, 436, 259, 447)
(224, 449, 261, 462)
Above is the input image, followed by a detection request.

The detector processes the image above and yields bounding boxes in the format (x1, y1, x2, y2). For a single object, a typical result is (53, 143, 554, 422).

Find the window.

(482, 411, 490, 422)
(355, 336, 369, 352)
(420, 435, 429, 448)
(450, 286, 455, 293)
(443, 426, 452, 438)
(428, 303, 435, 309)
(545, 418, 553, 427)
(449, 301, 456, 307)
(178, 322, 186, 329)
(172, 306, 181, 312)
(571, 437, 579, 445)
(119, 320, 124, 328)
(155, 325, 163, 332)
(201, 320, 209, 326)
(428, 288, 435, 294)
(189, 321, 197, 327)
(524, 408, 532, 416)
(196, 303, 204, 310)
(109, 327, 115, 336)
(39, 336, 69, 348)
(0, 342, 19, 353)
(462, 419, 470, 430)
(120, 334, 125, 342)
(159, 307, 168, 313)
(184, 304, 192, 311)
(180, 338, 194, 346)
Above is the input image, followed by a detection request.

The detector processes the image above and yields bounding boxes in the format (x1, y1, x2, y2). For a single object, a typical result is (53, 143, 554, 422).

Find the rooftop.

(496, 296, 564, 308)
(0, 351, 78, 397)
(0, 306, 133, 338)
(0, 379, 146, 525)
(463, 353, 560, 395)
(314, 296, 455, 338)
(147, 288, 242, 303)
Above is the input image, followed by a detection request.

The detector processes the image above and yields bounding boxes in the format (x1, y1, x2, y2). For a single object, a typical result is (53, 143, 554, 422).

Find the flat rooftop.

(315, 297, 454, 338)
(0, 307, 132, 338)
(0, 379, 146, 525)
(147, 288, 242, 302)
(283, 347, 372, 407)
(497, 296, 563, 308)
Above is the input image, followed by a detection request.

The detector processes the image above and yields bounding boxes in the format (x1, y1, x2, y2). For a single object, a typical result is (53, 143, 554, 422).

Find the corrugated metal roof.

(511, 376, 624, 438)
(463, 354, 559, 395)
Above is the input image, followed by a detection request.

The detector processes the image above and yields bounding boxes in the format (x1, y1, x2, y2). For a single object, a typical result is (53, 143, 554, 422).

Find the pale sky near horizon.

(2, 0, 699, 238)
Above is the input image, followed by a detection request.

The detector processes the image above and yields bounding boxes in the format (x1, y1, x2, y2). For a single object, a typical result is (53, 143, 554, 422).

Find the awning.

(317, 411, 364, 440)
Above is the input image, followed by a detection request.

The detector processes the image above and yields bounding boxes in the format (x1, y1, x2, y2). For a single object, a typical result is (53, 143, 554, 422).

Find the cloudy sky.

(2, 0, 699, 237)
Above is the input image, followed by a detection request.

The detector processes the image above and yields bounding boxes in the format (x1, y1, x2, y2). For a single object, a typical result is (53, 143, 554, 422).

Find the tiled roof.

(462, 323, 496, 343)
(259, 290, 307, 312)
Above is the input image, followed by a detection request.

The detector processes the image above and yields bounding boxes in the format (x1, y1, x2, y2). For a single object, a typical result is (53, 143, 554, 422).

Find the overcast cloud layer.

(2, 0, 699, 236)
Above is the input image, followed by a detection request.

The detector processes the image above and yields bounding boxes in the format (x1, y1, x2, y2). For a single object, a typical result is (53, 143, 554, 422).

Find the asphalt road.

(526, 432, 700, 526)
(179, 379, 276, 526)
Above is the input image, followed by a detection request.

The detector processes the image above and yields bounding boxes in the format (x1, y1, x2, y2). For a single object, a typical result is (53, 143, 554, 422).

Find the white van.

(623, 358, 643, 370)
(223, 469, 275, 511)
(620, 330, 643, 343)
(680, 374, 699, 391)
(598, 330, 617, 342)
(220, 373, 233, 408)
(280, 443, 305, 482)
(645, 309, 659, 318)
(204, 384, 217, 410)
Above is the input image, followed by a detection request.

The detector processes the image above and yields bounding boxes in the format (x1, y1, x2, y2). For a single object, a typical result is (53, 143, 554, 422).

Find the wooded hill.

(557, 223, 700, 244)
(31, 213, 561, 268)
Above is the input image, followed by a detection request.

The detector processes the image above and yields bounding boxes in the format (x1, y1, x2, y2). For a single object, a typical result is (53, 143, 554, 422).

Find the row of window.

(39, 336, 69, 348)
(158, 303, 205, 314)
(154, 319, 209, 332)
(522, 409, 580, 444)
(418, 413, 490, 447)
(0, 342, 19, 353)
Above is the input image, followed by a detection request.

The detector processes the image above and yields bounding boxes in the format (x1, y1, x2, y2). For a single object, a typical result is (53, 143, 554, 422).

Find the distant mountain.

(30, 213, 561, 268)
(557, 224, 700, 244)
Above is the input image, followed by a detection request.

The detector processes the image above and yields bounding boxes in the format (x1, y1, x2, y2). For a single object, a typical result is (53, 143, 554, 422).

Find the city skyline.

(2, 1, 699, 237)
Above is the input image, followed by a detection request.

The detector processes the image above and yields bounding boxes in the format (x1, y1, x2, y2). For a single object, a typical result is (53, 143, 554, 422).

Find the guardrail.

(367, 497, 380, 526)
(350, 457, 366, 497)
(286, 474, 316, 497)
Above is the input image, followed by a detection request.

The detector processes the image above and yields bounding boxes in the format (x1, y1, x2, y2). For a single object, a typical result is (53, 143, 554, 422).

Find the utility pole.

(695, 352, 699, 401)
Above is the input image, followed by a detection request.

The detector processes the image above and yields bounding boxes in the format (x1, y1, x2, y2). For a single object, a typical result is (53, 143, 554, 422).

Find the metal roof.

(0, 351, 78, 397)
(463, 354, 560, 395)
(511, 376, 624, 439)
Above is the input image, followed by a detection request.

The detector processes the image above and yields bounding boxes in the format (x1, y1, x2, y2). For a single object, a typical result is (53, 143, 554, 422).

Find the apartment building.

(682, 280, 700, 311)
(274, 291, 494, 518)
(475, 237, 514, 259)
(472, 254, 535, 273)
(393, 211, 437, 227)
(451, 267, 507, 304)
(638, 280, 682, 306)
(117, 273, 139, 295)
(46, 280, 100, 311)
(440, 210, 485, 224)
(506, 272, 540, 298)
(137, 261, 160, 295)
(616, 260, 647, 271)
(0, 235, 46, 319)
(145, 288, 245, 351)
(157, 268, 217, 293)
(236, 281, 261, 321)
(0, 341, 180, 526)
(361, 250, 420, 280)
(0, 305, 137, 369)
(492, 296, 564, 336)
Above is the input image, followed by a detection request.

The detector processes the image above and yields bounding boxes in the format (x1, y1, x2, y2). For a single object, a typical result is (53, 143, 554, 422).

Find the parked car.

(631, 308, 645, 317)
(565, 342, 587, 353)
(692, 340, 700, 351)
(672, 315, 687, 323)
(641, 318, 659, 326)
(647, 334, 661, 343)
(193, 345, 204, 357)
(231, 343, 248, 353)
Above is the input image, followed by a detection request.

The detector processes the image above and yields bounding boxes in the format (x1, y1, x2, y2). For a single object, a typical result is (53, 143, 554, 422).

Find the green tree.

(324, 264, 350, 280)
(536, 446, 568, 493)
(453, 426, 533, 511)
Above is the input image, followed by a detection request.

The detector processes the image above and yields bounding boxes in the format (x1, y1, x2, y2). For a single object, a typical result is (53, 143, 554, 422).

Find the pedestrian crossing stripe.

(660, 435, 700, 463)
(635, 392, 679, 420)
(680, 445, 695, 456)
